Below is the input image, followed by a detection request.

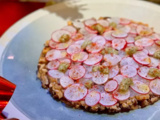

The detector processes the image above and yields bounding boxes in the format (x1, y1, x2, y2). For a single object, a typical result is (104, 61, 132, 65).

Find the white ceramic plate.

(1, 0, 160, 120)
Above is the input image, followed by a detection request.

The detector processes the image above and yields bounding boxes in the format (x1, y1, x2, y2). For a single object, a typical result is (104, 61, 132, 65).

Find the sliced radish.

(72, 33, 84, 41)
(135, 37, 154, 47)
(130, 80, 150, 94)
(97, 19, 109, 27)
(74, 40, 85, 46)
(60, 76, 74, 88)
(103, 54, 121, 66)
(67, 44, 81, 55)
(69, 62, 82, 69)
(109, 65, 119, 79)
(45, 49, 67, 61)
(138, 66, 156, 80)
(149, 33, 160, 41)
(84, 18, 97, 27)
(62, 26, 77, 35)
(65, 69, 70, 76)
(99, 92, 117, 106)
(89, 85, 105, 93)
(112, 39, 126, 50)
(113, 75, 125, 84)
(64, 84, 87, 102)
(104, 80, 118, 92)
(86, 36, 106, 53)
(59, 58, 71, 64)
(56, 40, 72, 50)
(145, 44, 160, 55)
(71, 52, 88, 62)
(137, 25, 153, 36)
(150, 79, 160, 95)
(120, 57, 139, 69)
(112, 30, 128, 38)
(142, 49, 149, 55)
(73, 21, 85, 29)
(85, 91, 101, 106)
(51, 30, 71, 43)
(126, 35, 135, 43)
(85, 27, 97, 34)
(103, 31, 114, 41)
(69, 65, 85, 80)
(105, 41, 112, 47)
(118, 50, 126, 59)
(83, 65, 92, 79)
(49, 40, 57, 49)
(132, 74, 150, 85)
(149, 57, 160, 67)
(47, 60, 60, 70)
(121, 65, 137, 77)
(92, 71, 108, 85)
(129, 23, 137, 35)
(113, 89, 130, 101)
(117, 25, 131, 33)
(133, 51, 151, 65)
(120, 18, 131, 25)
(48, 70, 64, 78)
(84, 53, 102, 66)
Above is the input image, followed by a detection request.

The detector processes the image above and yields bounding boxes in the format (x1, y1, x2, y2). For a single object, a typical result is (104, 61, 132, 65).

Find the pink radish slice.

(109, 65, 119, 79)
(51, 30, 71, 43)
(62, 26, 77, 35)
(104, 80, 118, 92)
(47, 60, 60, 70)
(118, 25, 131, 33)
(49, 40, 57, 49)
(69, 65, 85, 80)
(105, 41, 112, 47)
(86, 36, 106, 53)
(121, 65, 137, 77)
(83, 65, 92, 79)
(59, 58, 71, 64)
(113, 89, 130, 101)
(126, 35, 135, 43)
(90, 85, 105, 93)
(136, 25, 153, 36)
(142, 49, 149, 55)
(67, 44, 81, 55)
(73, 21, 85, 29)
(55, 40, 72, 50)
(133, 51, 151, 65)
(149, 57, 160, 67)
(111, 30, 128, 38)
(103, 31, 114, 41)
(149, 33, 160, 41)
(120, 57, 139, 69)
(132, 75, 150, 85)
(138, 66, 156, 80)
(103, 54, 121, 66)
(84, 53, 102, 66)
(112, 39, 126, 50)
(64, 84, 87, 102)
(99, 92, 117, 106)
(135, 37, 154, 47)
(71, 52, 88, 62)
(150, 79, 160, 95)
(60, 76, 74, 88)
(130, 80, 150, 94)
(65, 70, 70, 76)
(92, 71, 108, 85)
(145, 44, 160, 55)
(69, 62, 82, 69)
(72, 33, 84, 41)
(85, 27, 97, 34)
(84, 18, 97, 27)
(45, 49, 67, 61)
(97, 19, 109, 27)
(113, 75, 125, 85)
(120, 18, 131, 25)
(85, 91, 101, 106)
(48, 70, 64, 78)
(74, 40, 85, 46)
(118, 50, 126, 60)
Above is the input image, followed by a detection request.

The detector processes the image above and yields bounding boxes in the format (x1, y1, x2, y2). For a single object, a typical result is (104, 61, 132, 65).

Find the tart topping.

(112, 39, 126, 50)
(153, 50, 160, 59)
(121, 65, 137, 77)
(103, 54, 121, 66)
(67, 44, 81, 55)
(90, 23, 106, 35)
(60, 76, 74, 88)
(103, 31, 114, 41)
(71, 52, 88, 62)
(108, 65, 119, 79)
(113, 88, 130, 101)
(84, 53, 102, 65)
(58, 62, 70, 73)
(101, 47, 118, 55)
(120, 57, 139, 69)
(119, 78, 133, 92)
(62, 26, 77, 35)
(150, 79, 160, 95)
(135, 37, 153, 47)
(48, 70, 64, 78)
(105, 80, 118, 92)
(85, 91, 101, 106)
(47, 60, 60, 70)
(125, 46, 138, 56)
(148, 68, 160, 78)
(64, 84, 87, 101)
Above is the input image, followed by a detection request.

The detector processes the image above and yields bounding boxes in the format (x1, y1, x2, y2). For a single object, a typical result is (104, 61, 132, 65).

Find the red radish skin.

(64, 84, 88, 102)
(104, 80, 118, 92)
(113, 89, 130, 101)
(150, 79, 160, 95)
(112, 39, 126, 50)
(49, 40, 57, 49)
(72, 33, 84, 41)
(85, 27, 98, 34)
(47, 60, 60, 70)
(84, 18, 97, 27)
(62, 26, 77, 35)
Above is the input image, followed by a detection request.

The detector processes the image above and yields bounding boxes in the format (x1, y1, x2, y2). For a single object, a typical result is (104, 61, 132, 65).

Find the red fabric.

(0, 1, 45, 37)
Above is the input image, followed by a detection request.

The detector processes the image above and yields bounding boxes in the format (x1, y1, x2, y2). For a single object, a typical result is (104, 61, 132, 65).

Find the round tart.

(37, 17, 160, 113)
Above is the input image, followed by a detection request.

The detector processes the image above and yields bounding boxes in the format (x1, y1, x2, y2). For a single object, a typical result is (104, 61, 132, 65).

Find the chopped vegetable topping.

(92, 66, 99, 72)
(101, 47, 118, 55)
(58, 62, 70, 73)
(153, 50, 160, 59)
(98, 65, 109, 75)
(134, 35, 142, 41)
(119, 78, 133, 92)
(84, 80, 93, 89)
(59, 34, 70, 43)
(91, 23, 105, 35)
(148, 68, 160, 78)
(125, 46, 138, 56)
(81, 40, 92, 49)
(109, 22, 117, 29)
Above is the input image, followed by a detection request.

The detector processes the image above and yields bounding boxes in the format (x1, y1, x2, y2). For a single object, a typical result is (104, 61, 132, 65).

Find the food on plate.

(37, 17, 160, 113)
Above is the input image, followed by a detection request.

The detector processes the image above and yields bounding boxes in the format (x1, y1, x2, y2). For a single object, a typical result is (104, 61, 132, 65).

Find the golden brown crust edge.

(37, 41, 160, 114)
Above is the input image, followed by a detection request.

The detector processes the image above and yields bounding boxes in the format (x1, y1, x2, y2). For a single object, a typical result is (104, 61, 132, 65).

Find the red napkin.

(0, 76, 16, 119)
